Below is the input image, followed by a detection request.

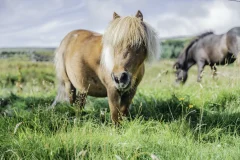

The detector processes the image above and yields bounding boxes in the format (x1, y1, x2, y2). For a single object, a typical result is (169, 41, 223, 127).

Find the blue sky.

(0, 0, 239, 47)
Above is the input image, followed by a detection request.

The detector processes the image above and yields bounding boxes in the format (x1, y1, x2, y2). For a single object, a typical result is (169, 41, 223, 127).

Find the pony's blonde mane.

(101, 16, 160, 71)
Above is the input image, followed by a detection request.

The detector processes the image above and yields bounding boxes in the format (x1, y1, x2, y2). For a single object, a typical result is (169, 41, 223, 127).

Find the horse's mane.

(176, 31, 214, 68)
(185, 31, 214, 55)
(102, 16, 160, 62)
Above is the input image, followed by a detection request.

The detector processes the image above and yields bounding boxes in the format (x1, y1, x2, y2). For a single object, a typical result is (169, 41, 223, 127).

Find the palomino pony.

(53, 11, 160, 123)
(174, 27, 240, 84)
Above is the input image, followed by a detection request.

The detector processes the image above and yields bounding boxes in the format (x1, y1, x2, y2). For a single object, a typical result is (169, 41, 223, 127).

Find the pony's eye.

(123, 52, 129, 58)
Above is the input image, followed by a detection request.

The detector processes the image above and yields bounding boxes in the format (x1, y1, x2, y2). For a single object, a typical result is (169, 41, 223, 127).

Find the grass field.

(1, 57, 240, 159)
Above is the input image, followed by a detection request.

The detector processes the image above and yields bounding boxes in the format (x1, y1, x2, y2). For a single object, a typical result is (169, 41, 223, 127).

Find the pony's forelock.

(101, 16, 160, 70)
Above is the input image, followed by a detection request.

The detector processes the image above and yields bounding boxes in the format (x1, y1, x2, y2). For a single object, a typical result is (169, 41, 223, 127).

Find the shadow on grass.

(1, 92, 240, 135)
(131, 93, 240, 134)
(0, 93, 54, 112)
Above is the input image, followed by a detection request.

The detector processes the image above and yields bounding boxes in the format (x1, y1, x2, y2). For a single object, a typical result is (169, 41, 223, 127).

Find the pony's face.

(102, 10, 159, 91)
(111, 45, 147, 91)
(174, 62, 188, 84)
(108, 10, 147, 92)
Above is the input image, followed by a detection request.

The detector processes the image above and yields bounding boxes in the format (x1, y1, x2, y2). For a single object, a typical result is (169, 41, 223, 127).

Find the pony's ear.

(113, 12, 120, 20)
(135, 10, 143, 21)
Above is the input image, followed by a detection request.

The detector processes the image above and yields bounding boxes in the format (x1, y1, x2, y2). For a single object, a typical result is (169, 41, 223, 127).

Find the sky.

(0, 0, 239, 47)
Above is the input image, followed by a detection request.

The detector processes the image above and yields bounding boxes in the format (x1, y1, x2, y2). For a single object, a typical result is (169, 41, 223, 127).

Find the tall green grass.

(1, 59, 240, 159)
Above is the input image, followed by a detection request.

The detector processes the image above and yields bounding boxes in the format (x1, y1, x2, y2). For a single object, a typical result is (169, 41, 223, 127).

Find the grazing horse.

(53, 11, 160, 123)
(174, 27, 240, 84)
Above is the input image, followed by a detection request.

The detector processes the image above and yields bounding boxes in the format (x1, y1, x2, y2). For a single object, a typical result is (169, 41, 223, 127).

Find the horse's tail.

(236, 36, 240, 64)
(237, 36, 240, 55)
(52, 38, 70, 107)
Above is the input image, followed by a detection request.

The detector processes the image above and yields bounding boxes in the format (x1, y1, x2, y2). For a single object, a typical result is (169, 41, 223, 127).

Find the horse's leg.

(197, 61, 205, 82)
(65, 81, 76, 104)
(119, 95, 135, 122)
(182, 61, 196, 83)
(78, 92, 87, 109)
(210, 65, 217, 78)
(107, 89, 121, 123)
(227, 35, 240, 66)
(107, 88, 136, 124)
(119, 90, 136, 117)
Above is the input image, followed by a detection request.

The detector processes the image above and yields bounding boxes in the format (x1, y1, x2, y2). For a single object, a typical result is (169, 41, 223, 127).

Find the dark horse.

(174, 27, 240, 84)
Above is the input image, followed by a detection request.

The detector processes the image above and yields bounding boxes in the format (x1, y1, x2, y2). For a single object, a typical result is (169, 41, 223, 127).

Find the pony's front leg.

(107, 88, 135, 124)
(120, 91, 136, 117)
(107, 89, 121, 123)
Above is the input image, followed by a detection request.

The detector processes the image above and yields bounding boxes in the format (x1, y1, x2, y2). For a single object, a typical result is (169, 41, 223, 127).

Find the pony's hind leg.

(66, 82, 87, 109)
(78, 92, 87, 109)
(65, 81, 76, 104)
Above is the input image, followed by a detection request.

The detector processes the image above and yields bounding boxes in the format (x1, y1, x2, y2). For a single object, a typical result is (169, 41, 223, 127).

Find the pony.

(52, 11, 160, 123)
(174, 27, 240, 84)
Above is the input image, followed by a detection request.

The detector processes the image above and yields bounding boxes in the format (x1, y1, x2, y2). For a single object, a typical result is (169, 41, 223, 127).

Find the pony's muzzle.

(111, 71, 131, 90)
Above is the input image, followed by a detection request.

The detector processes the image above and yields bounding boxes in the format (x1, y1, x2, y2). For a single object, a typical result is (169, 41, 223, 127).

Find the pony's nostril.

(120, 72, 129, 83)
(114, 77, 119, 84)
(112, 72, 129, 85)
(111, 73, 120, 84)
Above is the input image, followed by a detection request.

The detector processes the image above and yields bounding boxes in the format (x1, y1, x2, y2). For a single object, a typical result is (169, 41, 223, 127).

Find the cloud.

(0, 0, 86, 47)
(0, 0, 239, 47)
(149, 0, 240, 38)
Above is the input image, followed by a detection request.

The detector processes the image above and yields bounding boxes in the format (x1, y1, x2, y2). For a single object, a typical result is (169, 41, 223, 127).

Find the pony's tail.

(52, 80, 68, 107)
(51, 39, 69, 107)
